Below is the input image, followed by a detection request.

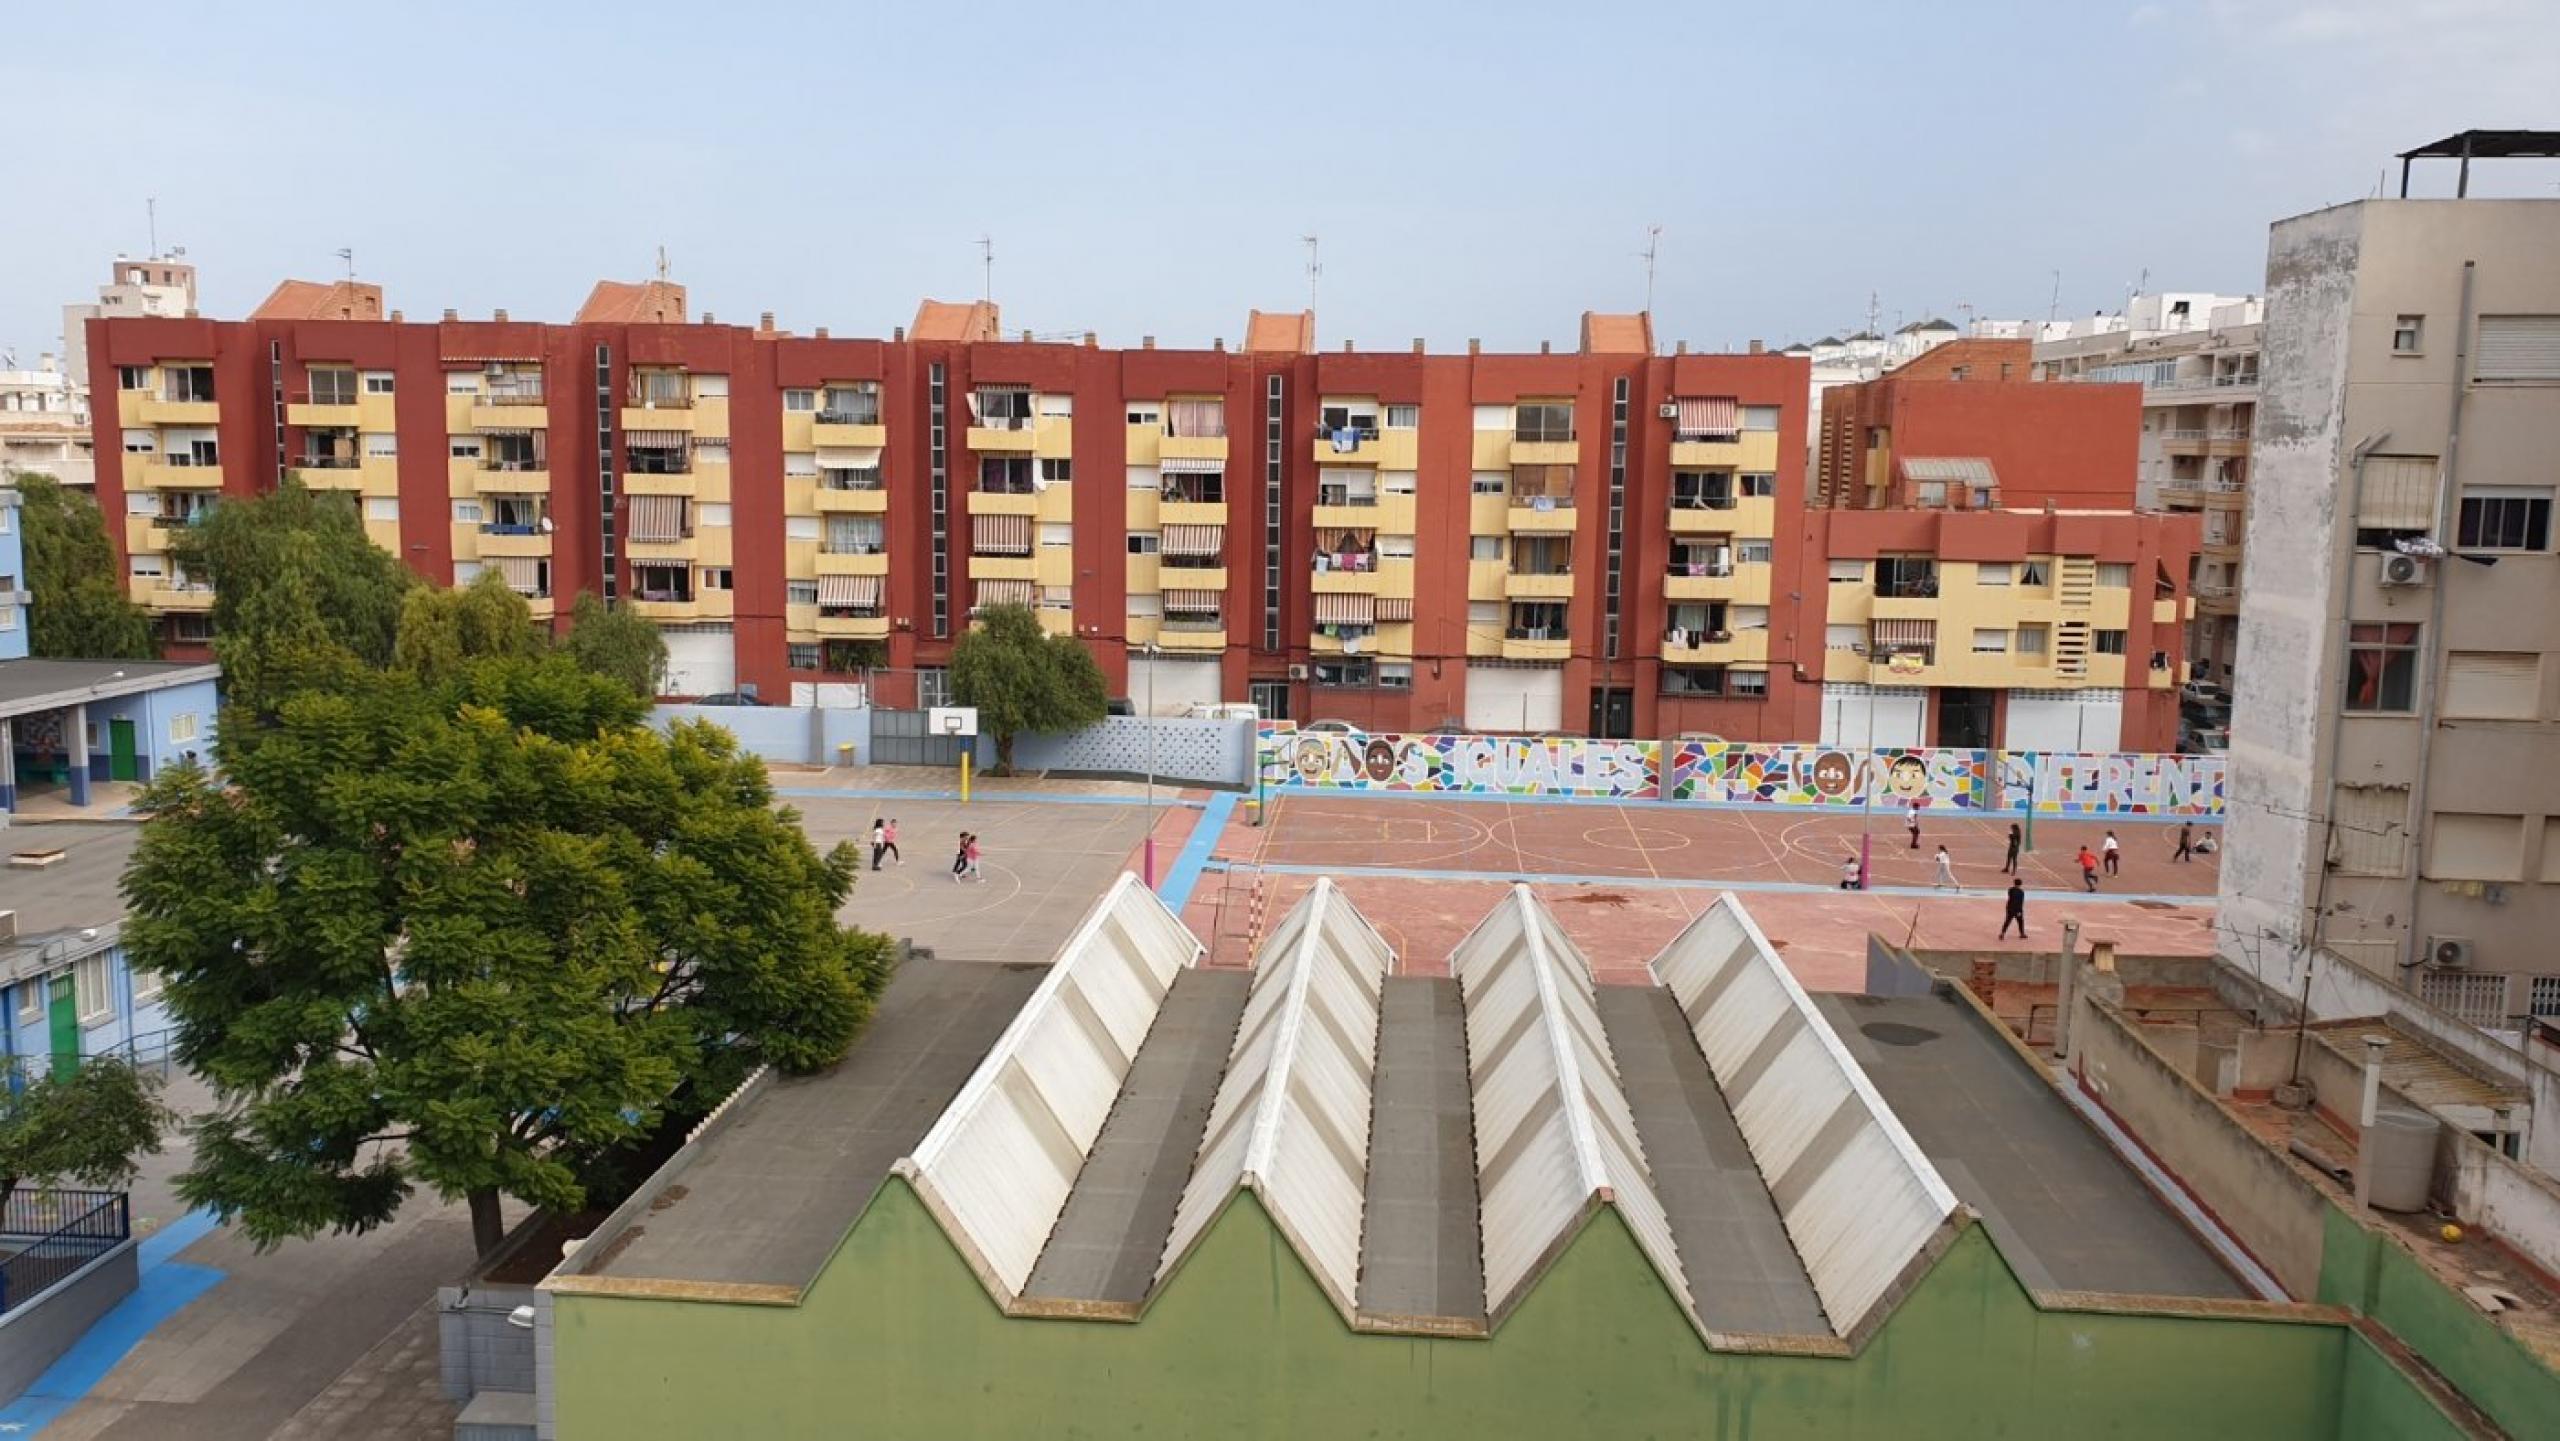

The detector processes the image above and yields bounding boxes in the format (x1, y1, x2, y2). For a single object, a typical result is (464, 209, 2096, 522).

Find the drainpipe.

(2053, 918, 2082, 1062)
(2399, 260, 2475, 984)
(2354, 1033, 2389, 1208)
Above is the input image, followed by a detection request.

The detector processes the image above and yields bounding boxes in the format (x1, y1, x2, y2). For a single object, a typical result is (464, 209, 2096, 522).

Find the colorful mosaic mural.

(1668, 743, 1993, 808)
(1259, 727, 1660, 798)
(2002, 751, 2227, 817)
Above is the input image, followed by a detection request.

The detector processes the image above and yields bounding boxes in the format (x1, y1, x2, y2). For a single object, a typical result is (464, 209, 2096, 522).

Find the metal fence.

(869, 709, 970, 768)
(3, 1029, 177, 1091)
(0, 1189, 130, 1313)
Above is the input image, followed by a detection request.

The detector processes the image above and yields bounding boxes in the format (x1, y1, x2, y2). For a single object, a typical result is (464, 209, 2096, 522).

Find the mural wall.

(1258, 727, 2227, 817)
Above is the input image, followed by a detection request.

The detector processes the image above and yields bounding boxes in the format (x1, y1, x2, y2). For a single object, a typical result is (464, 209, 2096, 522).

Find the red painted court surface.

(1180, 794, 2221, 991)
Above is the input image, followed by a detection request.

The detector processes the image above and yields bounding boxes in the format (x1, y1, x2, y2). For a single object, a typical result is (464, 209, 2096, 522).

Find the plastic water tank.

(2361, 1109, 2440, 1213)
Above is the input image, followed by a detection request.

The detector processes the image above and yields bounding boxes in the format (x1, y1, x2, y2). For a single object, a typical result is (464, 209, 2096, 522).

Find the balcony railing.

(1161, 554, 1224, 570)
(0, 1188, 130, 1314)
(628, 381, 693, 409)
(1668, 559, 1735, 578)
(973, 412, 1033, 432)
(1505, 627, 1564, 641)
(299, 454, 361, 470)
(1670, 493, 1738, 511)
(481, 457, 547, 473)
(480, 520, 548, 536)
(2162, 428, 2206, 441)
(1316, 488, 1378, 507)
(1312, 553, 1377, 574)
(818, 406, 882, 426)
(821, 469, 885, 491)
(1313, 420, 1380, 441)
(1161, 484, 1224, 504)
(1162, 615, 1225, 632)
(483, 384, 546, 406)
(291, 387, 360, 407)
(1665, 628, 1735, 648)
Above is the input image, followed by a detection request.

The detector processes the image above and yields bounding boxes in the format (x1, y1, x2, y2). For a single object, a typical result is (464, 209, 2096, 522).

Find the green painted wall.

(550, 1182, 2454, 1440)
(2336, 1332, 2469, 1441)
(2317, 1205, 2560, 1438)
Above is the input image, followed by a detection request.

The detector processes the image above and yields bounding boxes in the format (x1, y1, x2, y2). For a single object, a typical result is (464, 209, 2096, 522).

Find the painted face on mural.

(1810, 751, 1855, 797)
(1361, 739, 1400, 782)
(1886, 754, 1930, 800)
(1292, 736, 1332, 783)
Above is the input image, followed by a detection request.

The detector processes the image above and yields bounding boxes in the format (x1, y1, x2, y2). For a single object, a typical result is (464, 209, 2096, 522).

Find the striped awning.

(1376, 596, 1414, 622)
(1676, 397, 1739, 435)
(627, 494, 687, 542)
(1163, 588, 1222, 614)
(1158, 456, 1226, 475)
(490, 556, 544, 594)
(475, 426, 535, 438)
(623, 429, 687, 449)
(1161, 523, 1223, 557)
(971, 512, 1031, 555)
(1870, 618, 1938, 647)
(818, 575, 881, 607)
(1314, 594, 1374, 626)
(974, 579, 1035, 608)
(1899, 456, 1997, 486)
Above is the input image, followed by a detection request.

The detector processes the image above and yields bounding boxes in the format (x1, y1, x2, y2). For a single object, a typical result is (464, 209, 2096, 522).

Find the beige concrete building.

(2223, 195, 2560, 1034)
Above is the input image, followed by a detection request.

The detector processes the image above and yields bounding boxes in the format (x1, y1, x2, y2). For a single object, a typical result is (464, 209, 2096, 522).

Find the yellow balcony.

(287, 401, 361, 429)
(360, 457, 401, 497)
(967, 423, 1037, 453)
(620, 406, 695, 433)
(968, 489, 1038, 516)
(474, 468, 551, 496)
(1157, 565, 1227, 591)
(628, 597, 701, 622)
(1870, 592, 1940, 620)
(1033, 416, 1074, 460)
(811, 421, 887, 449)
(128, 396, 219, 427)
(815, 613, 892, 640)
(627, 536, 700, 564)
(1662, 631, 1770, 664)
(1668, 439, 1744, 468)
(969, 555, 1037, 582)
(1310, 429, 1419, 469)
(1160, 434, 1228, 464)
(1663, 571, 1745, 601)
(142, 583, 216, 613)
(814, 551, 890, 577)
(1668, 505, 1746, 535)
(2152, 597, 2181, 624)
(1126, 426, 1162, 467)
(1469, 559, 1507, 600)
(477, 531, 554, 559)
(1157, 624, 1225, 652)
(1508, 439, 1579, 467)
(1504, 572, 1575, 600)
(1311, 502, 1385, 531)
(1507, 504, 1577, 534)
(1159, 499, 1227, 527)
(132, 460, 224, 490)
(813, 486, 889, 514)
(1500, 636, 1571, 663)
(295, 463, 367, 493)
(625, 471, 696, 496)
(471, 399, 549, 430)
(1310, 569, 1380, 593)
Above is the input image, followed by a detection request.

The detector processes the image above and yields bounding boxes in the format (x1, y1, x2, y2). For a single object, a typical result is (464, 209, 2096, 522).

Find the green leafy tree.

(12, 470, 157, 659)
(394, 572, 547, 683)
(173, 479, 415, 681)
(949, 602, 1108, 771)
(560, 592, 667, 700)
(121, 657, 893, 1257)
(0, 1057, 171, 1208)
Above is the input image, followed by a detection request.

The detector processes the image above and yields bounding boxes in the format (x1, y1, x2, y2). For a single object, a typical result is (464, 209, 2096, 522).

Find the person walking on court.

(883, 818, 903, 866)
(2077, 845, 2100, 893)
(2002, 822, 2022, 875)
(1840, 853, 1863, 891)
(1906, 799, 1923, 850)
(951, 832, 971, 882)
(870, 818, 888, 872)
(2000, 878, 2028, 939)
(2174, 822, 2195, 863)
(1932, 845, 1958, 891)
(2101, 830, 2121, 877)
(964, 833, 984, 883)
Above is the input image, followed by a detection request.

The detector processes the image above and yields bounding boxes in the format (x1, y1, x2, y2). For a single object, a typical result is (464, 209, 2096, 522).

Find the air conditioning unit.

(2379, 552, 2430, 588)
(1286, 663, 1310, 680)
(2427, 935, 2474, 970)
(1657, 402, 1680, 420)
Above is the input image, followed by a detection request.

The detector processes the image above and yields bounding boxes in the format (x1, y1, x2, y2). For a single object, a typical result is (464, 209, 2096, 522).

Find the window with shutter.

(2475, 315, 2560, 382)
(2425, 812, 2524, 882)
(2327, 784, 2410, 877)
(2442, 652, 2540, 719)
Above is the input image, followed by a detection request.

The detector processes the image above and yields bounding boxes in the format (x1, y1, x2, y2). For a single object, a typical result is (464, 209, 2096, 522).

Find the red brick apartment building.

(93, 282, 2192, 749)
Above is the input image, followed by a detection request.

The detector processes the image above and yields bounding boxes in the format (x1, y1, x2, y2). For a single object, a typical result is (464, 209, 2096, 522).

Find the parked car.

(1182, 701, 1260, 721)
(691, 690, 764, 707)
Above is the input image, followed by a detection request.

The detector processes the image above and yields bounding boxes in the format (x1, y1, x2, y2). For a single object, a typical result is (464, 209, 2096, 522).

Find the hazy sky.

(5, 0, 2556, 362)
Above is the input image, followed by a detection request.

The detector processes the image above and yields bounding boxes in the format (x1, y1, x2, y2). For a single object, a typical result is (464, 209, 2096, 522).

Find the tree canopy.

(561, 591, 667, 701)
(172, 480, 417, 708)
(949, 602, 1108, 770)
(0, 1057, 169, 1207)
(12, 469, 158, 660)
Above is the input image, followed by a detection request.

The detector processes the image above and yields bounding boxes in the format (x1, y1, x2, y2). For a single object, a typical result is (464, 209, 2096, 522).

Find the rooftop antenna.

(2047, 270, 2062, 322)
(1638, 224, 1663, 316)
(146, 197, 158, 259)
(1300, 234, 1321, 314)
(976, 235, 994, 305)
(655, 245, 670, 281)
(335, 247, 355, 280)
(1957, 300, 1976, 332)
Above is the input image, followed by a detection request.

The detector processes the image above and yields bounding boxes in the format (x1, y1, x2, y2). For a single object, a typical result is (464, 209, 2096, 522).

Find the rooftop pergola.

(2397, 129, 2560, 197)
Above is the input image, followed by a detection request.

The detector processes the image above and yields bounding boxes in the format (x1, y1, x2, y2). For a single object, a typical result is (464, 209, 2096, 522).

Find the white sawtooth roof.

(897, 872, 1204, 1301)
(1453, 885, 1689, 1325)
(1650, 893, 1958, 1336)
(1154, 878, 1391, 1316)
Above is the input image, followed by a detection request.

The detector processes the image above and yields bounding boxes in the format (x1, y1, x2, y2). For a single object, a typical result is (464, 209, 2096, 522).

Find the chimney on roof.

(1675, 341, 1689, 355)
(443, 308, 458, 322)
(1468, 339, 1481, 355)
(894, 326, 905, 342)
(1412, 339, 1424, 353)
(1344, 340, 1354, 353)
(761, 312, 776, 332)
(1748, 339, 1764, 355)
(1020, 329, 1032, 342)
(703, 312, 715, 324)
(1084, 332, 1096, 347)
(494, 309, 508, 322)
(815, 327, 829, 339)
(390, 310, 403, 323)
(1142, 335, 1155, 350)
(1540, 341, 1552, 355)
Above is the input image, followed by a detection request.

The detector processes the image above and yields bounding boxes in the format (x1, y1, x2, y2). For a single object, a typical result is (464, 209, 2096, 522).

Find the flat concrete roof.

(0, 658, 217, 719)
(1598, 985, 1830, 1335)
(1816, 990, 2245, 1299)
(1358, 977, 1486, 1321)
(1028, 968, 1247, 1303)
(577, 958, 1045, 1289)
(0, 821, 140, 941)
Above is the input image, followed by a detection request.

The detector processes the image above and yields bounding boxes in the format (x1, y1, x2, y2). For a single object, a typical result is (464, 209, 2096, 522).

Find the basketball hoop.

(929, 705, 980, 738)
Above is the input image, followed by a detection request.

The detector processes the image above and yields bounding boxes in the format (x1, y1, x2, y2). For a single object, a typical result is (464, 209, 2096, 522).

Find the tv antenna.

(2047, 270, 2062, 322)
(655, 245, 670, 281)
(976, 235, 994, 304)
(1638, 224, 1663, 316)
(147, 197, 158, 258)
(335, 247, 355, 280)
(1300, 234, 1321, 313)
